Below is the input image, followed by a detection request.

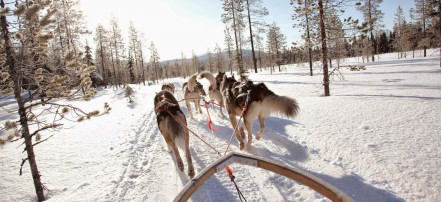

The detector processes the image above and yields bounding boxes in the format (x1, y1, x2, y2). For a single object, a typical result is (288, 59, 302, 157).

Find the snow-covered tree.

(0, 1, 108, 200)
(149, 42, 160, 84)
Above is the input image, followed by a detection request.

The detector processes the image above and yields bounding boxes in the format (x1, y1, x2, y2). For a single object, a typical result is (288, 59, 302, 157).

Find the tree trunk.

(98, 30, 107, 85)
(318, 0, 330, 96)
(230, 0, 243, 80)
(368, 0, 376, 62)
(246, 0, 258, 73)
(305, 0, 313, 76)
(1, 1, 45, 200)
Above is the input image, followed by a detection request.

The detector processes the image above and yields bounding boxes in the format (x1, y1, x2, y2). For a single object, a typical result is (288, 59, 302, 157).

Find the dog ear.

(223, 73, 227, 81)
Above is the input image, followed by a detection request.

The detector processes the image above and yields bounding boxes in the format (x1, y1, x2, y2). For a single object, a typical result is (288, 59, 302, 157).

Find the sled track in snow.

(109, 110, 162, 201)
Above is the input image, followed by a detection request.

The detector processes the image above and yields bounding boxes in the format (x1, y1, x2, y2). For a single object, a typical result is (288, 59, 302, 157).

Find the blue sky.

(79, 0, 417, 61)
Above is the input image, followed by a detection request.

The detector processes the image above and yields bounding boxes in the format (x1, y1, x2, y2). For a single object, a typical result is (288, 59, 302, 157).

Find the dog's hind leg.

(228, 114, 245, 150)
(196, 100, 203, 113)
(218, 99, 225, 116)
(244, 117, 253, 148)
(170, 142, 184, 172)
(186, 100, 193, 119)
(256, 114, 266, 140)
(184, 137, 195, 178)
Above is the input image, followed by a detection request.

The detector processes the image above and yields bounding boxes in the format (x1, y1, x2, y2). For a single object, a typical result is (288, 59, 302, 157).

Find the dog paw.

(177, 160, 184, 172)
(256, 132, 263, 140)
(188, 168, 195, 179)
(239, 142, 245, 150)
(246, 141, 252, 148)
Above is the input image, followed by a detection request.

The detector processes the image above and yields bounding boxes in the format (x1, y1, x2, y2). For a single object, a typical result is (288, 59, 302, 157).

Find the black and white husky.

(220, 74, 299, 150)
(154, 90, 195, 178)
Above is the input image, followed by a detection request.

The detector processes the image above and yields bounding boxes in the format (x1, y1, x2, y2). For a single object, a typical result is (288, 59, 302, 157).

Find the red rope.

(223, 106, 247, 156)
(165, 110, 222, 156)
(207, 99, 225, 108)
(204, 101, 218, 132)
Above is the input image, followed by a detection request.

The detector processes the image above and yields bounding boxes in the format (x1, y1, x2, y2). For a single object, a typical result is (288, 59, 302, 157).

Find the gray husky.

(220, 74, 299, 150)
(161, 83, 175, 94)
(198, 71, 225, 116)
(154, 90, 195, 178)
(182, 74, 206, 119)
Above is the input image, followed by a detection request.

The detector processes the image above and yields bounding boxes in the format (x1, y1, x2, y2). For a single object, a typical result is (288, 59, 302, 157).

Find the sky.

(79, 0, 417, 61)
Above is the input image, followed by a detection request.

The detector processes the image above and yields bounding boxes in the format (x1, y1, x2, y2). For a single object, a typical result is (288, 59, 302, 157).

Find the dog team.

(154, 71, 299, 179)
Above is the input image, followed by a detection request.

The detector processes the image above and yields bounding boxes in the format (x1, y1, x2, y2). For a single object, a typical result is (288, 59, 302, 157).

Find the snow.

(1, 49, 440, 202)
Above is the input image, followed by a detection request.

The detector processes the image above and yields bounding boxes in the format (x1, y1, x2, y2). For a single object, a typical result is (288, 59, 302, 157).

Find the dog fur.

(220, 74, 299, 150)
(198, 71, 225, 116)
(161, 83, 175, 94)
(154, 90, 195, 178)
(182, 74, 206, 119)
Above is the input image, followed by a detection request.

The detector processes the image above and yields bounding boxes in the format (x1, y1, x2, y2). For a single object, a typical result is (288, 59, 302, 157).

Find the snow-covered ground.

(1, 50, 440, 202)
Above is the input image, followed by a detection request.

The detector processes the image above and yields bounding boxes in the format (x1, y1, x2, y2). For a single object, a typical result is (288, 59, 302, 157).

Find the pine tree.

(128, 51, 136, 83)
(414, 0, 429, 56)
(0, 1, 107, 200)
(191, 50, 202, 73)
(214, 43, 224, 72)
(221, 0, 245, 80)
(255, 34, 265, 72)
(378, 31, 390, 53)
(266, 22, 287, 72)
(181, 52, 188, 78)
(128, 21, 139, 68)
(224, 27, 234, 74)
(291, 0, 315, 76)
(110, 16, 125, 86)
(206, 48, 214, 72)
(244, 0, 268, 73)
(393, 5, 406, 58)
(318, 0, 330, 96)
(149, 42, 160, 84)
(94, 24, 110, 85)
(84, 41, 93, 66)
(356, 0, 384, 62)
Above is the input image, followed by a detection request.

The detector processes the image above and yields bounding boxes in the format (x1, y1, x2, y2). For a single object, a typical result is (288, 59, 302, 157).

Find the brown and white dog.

(220, 74, 299, 150)
(154, 90, 195, 178)
(161, 83, 175, 94)
(182, 73, 206, 119)
(198, 71, 225, 116)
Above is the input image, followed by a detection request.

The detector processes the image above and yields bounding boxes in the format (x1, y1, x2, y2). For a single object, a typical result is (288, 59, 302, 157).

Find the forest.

(0, 0, 440, 201)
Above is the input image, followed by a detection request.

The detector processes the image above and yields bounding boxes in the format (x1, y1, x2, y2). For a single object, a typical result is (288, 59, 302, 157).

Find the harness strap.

(165, 110, 222, 156)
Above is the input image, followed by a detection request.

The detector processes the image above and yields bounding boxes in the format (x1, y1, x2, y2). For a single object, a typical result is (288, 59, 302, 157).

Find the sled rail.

(174, 152, 354, 202)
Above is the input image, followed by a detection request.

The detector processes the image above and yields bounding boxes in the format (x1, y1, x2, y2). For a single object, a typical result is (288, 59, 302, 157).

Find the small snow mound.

(358, 125, 370, 130)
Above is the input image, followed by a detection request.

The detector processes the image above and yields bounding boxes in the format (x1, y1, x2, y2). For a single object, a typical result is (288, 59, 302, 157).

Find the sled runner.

(174, 152, 354, 202)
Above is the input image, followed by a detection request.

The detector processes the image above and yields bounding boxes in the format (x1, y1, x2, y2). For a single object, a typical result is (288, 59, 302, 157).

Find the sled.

(174, 152, 354, 202)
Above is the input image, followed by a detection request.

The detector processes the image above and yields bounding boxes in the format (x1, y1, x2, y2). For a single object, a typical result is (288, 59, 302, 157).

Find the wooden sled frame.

(174, 152, 354, 202)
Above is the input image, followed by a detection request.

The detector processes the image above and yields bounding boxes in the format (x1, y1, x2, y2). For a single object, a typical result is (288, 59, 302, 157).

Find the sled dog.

(154, 90, 195, 178)
(198, 71, 225, 116)
(220, 74, 299, 150)
(161, 83, 175, 94)
(182, 73, 206, 119)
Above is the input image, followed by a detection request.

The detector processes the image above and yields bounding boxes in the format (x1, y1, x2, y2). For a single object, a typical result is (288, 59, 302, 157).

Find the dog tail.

(264, 94, 299, 118)
(187, 74, 198, 91)
(198, 71, 216, 88)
